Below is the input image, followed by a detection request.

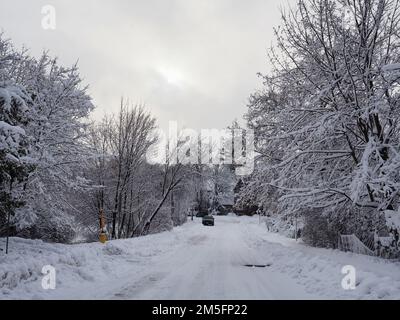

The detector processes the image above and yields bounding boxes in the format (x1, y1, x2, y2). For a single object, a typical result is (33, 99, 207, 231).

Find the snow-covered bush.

(302, 211, 337, 248)
(264, 214, 301, 239)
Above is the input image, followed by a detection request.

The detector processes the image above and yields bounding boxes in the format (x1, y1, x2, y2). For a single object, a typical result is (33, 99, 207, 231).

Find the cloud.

(0, 0, 296, 130)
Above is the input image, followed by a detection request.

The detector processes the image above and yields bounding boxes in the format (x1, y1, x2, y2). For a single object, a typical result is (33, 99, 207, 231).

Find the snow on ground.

(1, 215, 400, 300)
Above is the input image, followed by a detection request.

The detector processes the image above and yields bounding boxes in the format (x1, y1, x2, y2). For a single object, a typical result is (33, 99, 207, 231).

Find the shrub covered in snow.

(302, 211, 337, 248)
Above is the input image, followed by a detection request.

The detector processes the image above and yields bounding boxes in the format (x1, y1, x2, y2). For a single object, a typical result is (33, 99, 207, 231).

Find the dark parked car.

(202, 215, 215, 226)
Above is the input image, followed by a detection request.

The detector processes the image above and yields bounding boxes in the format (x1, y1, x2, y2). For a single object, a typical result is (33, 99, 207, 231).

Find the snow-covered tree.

(245, 0, 400, 247)
(0, 34, 94, 241)
(24, 56, 93, 241)
(0, 83, 35, 233)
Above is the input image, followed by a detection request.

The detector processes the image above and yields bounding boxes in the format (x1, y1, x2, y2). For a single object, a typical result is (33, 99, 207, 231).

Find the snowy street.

(1, 216, 400, 300)
(107, 216, 312, 300)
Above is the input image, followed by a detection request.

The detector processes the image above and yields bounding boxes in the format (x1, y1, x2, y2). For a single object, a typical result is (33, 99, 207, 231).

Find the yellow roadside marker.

(99, 209, 108, 244)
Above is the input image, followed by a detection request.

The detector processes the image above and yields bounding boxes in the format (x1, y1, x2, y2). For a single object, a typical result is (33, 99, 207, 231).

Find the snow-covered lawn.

(1, 215, 400, 300)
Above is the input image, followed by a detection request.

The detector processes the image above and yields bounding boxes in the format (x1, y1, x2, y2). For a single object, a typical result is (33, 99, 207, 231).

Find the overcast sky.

(0, 0, 296, 130)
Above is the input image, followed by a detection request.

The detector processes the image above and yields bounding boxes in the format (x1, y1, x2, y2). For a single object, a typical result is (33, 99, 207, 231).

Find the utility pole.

(295, 213, 298, 242)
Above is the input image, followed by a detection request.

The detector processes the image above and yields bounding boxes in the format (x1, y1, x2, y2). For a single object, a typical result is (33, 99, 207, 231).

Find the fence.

(338, 234, 376, 256)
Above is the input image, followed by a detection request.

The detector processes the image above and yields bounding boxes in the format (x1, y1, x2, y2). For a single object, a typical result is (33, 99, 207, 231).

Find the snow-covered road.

(1, 215, 400, 300)
(109, 216, 311, 300)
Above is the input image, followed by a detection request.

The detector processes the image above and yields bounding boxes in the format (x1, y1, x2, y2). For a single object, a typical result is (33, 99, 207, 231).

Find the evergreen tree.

(0, 83, 35, 234)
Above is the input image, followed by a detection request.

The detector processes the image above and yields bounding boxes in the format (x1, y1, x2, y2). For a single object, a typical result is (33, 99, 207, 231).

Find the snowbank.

(248, 228, 400, 300)
(0, 227, 187, 299)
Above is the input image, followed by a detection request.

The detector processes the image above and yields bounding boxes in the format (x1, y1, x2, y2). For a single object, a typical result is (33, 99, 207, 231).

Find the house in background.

(233, 179, 258, 216)
(217, 192, 235, 215)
